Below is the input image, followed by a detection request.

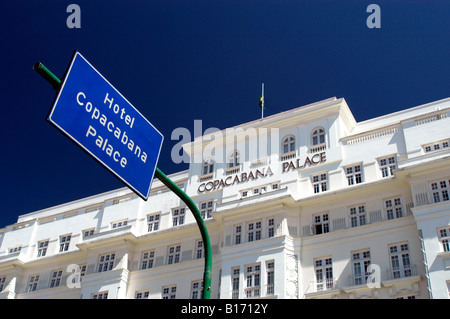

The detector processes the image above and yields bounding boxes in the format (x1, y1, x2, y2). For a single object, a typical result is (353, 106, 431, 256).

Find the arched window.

(202, 159, 214, 175)
(312, 128, 325, 145)
(282, 136, 295, 154)
(228, 151, 240, 168)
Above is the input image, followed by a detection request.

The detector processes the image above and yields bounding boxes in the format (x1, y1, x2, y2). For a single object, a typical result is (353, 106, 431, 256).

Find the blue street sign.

(48, 51, 163, 200)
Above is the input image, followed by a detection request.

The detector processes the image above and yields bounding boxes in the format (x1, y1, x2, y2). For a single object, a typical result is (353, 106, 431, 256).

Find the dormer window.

(312, 128, 325, 145)
(282, 136, 295, 154)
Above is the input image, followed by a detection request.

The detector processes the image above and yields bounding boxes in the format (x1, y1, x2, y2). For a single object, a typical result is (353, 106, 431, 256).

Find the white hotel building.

(0, 96, 449, 299)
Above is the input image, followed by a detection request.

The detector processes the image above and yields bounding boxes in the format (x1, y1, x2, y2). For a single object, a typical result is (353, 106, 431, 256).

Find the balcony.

(305, 278, 340, 298)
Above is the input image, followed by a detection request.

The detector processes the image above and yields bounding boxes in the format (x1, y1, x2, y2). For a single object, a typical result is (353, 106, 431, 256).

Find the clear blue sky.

(0, 1, 449, 228)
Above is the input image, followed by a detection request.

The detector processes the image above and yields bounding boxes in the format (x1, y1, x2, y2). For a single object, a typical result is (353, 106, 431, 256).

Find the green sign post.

(34, 60, 212, 299)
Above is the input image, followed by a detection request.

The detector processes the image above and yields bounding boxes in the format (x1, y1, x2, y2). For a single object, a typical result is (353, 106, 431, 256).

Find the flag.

(259, 83, 265, 110)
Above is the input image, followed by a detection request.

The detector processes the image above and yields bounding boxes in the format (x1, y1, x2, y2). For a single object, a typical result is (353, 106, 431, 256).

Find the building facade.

(0, 96, 449, 299)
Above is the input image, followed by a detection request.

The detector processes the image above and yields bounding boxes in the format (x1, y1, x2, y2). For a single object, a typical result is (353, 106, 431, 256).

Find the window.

(228, 150, 240, 168)
(272, 183, 279, 190)
(0, 277, 6, 292)
(268, 218, 275, 238)
(162, 285, 177, 299)
(191, 281, 203, 299)
(200, 200, 213, 219)
(424, 140, 449, 153)
(92, 291, 108, 299)
(351, 250, 371, 285)
(379, 156, 396, 178)
(266, 261, 275, 295)
(312, 173, 328, 193)
(438, 227, 450, 252)
(172, 208, 185, 226)
(349, 205, 366, 227)
(8, 246, 21, 254)
(312, 128, 325, 145)
(431, 179, 450, 203)
(59, 235, 71, 252)
(247, 221, 262, 242)
(37, 240, 49, 257)
(27, 275, 39, 292)
(231, 267, 240, 299)
(83, 228, 95, 238)
(141, 250, 155, 270)
(49, 270, 63, 288)
(111, 219, 128, 229)
(313, 213, 329, 235)
(385, 198, 403, 220)
(147, 214, 160, 232)
(195, 240, 204, 259)
(135, 290, 149, 299)
(202, 159, 214, 175)
(282, 136, 295, 154)
(234, 225, 242, 245)
(97, 253, 115, 272)
(389, 243, 412, 279)
(346, 165, 363, 185)
(245, 264, 261, 298)
(167, 245, 181, 265)
(314, 258, 333, 291)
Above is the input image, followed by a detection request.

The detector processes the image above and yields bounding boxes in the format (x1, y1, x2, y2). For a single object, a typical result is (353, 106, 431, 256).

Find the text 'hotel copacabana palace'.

(0, 96, 449, 299)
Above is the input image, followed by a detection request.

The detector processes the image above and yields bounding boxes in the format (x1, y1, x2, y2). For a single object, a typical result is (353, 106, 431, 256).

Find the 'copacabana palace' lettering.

(198, 152, 326, 193)
(76, 92, 148, 168)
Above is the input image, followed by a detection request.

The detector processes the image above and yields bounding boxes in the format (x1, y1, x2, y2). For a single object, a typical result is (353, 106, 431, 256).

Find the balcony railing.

(306, 278, 337, 294)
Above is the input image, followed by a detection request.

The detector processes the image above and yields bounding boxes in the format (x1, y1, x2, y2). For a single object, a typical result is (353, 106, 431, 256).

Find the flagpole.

(261, 83, 264, 119)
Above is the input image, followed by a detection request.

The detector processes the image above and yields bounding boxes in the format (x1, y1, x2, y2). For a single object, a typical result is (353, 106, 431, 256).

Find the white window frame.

(92, 291, 108, 299)
(200, 200, 214, 219)
(312, 128, 325, 146)
(167, 245, 181, 265)
(111, 219, 128, 229)
(423, 140, 449, 153)
(141, 250, 155, 270)
(245, 264, 261, 298)
(49, 269, 63, 288)
(247, 221, 262, 242)
(162, 285, 177, 299)
(37, 240, 49, 257)
(314, 257, 333, 291)
(351, 250, 371, 285)
(59, 234, 71, 252)
(438, 227, 450, 252)
(147, 213, 160, 232)
(195, 240, 204, 259)
(379, 155, 397, 178)
(312, 173, 328, 194)
(135, 290, 149, 299)
(268, 218, 275, 238)
(202, 159, 214, 175)
(385, 197, 403, 220)
(27, 275, 39, 292)
(389, 243, 412, 279)
(349, 205, 366, 227)
(234, 225, 242, 245)
(191, 280, 203, 299)
(228, 150, 240, 168)
(97, 253, 115, 273)
(282, 135, 295, 154)
(172, 207, 185, 226)
(231, 267, 240, 299)
(266, 261, 275, 296)
(313, 213, 329, 235)
(431, 179, 450, 203)
(346, 164, 363, 186)
(83, 228, 95, 238)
